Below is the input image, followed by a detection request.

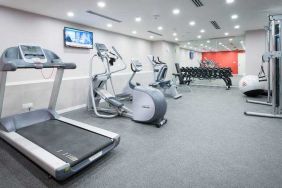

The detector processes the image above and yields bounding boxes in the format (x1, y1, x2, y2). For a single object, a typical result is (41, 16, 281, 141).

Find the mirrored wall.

(179, 36, 245, 52)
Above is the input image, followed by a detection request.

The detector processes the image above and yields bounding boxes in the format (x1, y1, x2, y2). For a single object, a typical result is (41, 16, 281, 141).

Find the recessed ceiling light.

(225, 32, 229, 36)
(207, 40, 210, 43)
(234, 25, 240, 29)
(226, 0, 234, 4)
(229, 38, 233, 41)
(150, 36, 154, 39)
(189, 21, 196, 26)
(240, 40, 243, 43)
(200, 29, 205, 33)
(197, 35, 202, 39)
(132, 30, 137, 34)
(172, 9, 180, 15)
(135, 17, 142, 22)
(97, 1, 106, 8)
(219, 42, 222, 45)
(231, 14, 238, 19)
(188, 42, 191, 45)
(158, 26, 163, 31)
(200, 44, 203, 46)
(67, 11, 74, 17)
(173, 32, 177, 36)
(175, 38, 179, 41)
(107, 23, 112, 28)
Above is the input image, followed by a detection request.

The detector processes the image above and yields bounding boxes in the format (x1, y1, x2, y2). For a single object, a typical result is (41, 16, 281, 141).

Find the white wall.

(245, 29, 266, 75)
(238, 53, 246, 76)
(177, 48, 202, 67)
(0, 6, 154, 116)
(151, 41, 179, 79)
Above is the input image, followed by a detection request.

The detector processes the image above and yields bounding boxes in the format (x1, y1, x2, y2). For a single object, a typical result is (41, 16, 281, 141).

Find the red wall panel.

(202, 51, 238, 74)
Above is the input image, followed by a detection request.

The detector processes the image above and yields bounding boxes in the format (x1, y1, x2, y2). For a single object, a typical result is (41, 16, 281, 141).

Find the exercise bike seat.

(107, 97, 124, 108)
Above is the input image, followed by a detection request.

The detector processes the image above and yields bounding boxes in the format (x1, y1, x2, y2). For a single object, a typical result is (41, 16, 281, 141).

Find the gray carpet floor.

(0, 86, 282, 188)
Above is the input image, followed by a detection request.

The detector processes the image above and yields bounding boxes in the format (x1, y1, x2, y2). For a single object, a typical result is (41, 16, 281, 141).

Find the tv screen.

(64, 27, 93, 49)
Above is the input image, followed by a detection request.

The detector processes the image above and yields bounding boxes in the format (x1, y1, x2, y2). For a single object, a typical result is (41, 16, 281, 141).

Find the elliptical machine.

(88, 43, 167, 127)
(147, 55, 182, 99)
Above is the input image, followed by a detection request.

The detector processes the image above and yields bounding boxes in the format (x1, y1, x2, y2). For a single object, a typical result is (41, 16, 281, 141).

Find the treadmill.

(0, 45, 120, 181)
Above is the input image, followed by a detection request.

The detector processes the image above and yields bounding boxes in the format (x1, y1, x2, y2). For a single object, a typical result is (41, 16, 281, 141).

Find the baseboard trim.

(57, 104, 86, 114)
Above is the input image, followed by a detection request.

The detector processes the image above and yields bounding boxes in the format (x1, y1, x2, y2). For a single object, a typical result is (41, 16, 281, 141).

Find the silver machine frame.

(246, 25, 272, 106)
(245, 15, 282, 118)
(88, 45, 133, 118)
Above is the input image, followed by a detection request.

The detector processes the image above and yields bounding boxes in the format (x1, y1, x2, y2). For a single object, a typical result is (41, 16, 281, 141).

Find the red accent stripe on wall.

(202, 51, 239, 74)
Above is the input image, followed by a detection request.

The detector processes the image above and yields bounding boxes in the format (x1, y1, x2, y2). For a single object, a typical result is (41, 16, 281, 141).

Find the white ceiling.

(0, 0, 282, 44)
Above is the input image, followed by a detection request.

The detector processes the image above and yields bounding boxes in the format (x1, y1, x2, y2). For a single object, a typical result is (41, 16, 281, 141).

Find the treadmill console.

(19, 44, 47, 64)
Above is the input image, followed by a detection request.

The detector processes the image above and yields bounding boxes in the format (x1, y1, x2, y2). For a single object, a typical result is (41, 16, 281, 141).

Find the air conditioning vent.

(191, 0, 204, 7)
(147, 31, 163, 36)
(86, 10, 122, 23)
(210, 21, 221, 29)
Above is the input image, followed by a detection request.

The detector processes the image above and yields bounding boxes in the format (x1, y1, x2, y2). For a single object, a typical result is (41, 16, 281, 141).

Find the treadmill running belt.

(17, 120, 114, 167)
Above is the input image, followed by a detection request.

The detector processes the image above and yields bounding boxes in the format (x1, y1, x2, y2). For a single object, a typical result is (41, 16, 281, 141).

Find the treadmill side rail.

(58, 116, 120, 142)
(0, 130, 69, 177)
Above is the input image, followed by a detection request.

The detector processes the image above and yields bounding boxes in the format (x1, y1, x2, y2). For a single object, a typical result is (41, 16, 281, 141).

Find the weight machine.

(245, 15, 282, 118)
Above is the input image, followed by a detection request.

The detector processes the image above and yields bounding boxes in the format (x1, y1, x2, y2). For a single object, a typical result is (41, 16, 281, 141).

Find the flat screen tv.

(64, 27, 93, 49)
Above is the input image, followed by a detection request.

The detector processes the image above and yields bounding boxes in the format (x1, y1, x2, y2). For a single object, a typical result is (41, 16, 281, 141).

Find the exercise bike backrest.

(147, 55, 168, 82)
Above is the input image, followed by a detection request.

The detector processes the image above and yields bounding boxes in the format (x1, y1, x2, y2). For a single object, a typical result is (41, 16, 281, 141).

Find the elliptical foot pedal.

(174, 95, 182, 99)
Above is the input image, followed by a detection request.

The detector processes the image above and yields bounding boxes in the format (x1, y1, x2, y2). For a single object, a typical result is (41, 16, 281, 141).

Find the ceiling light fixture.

(107, 23, 112, 28)
(225, 32, 229, 36)
(158, 26, 163, 31)
(234, 25, 240, 29)
(172, 9, 180, 15)
(229, 38, 233, 41)
(132, 30, 137, 34)
(188, 42, 191, 45)
(175, 38, 179, 41)
(97, 1, 106, 8)
(150, 36, 154, 39)
(67, 12, 74, 17)
(197, 35, 202, 39)
(135, 17, 142, 22)
(189, 21, 196, 26)
(226, 0, 234, 4)
(200, 29, 205, 33)
(231, 14, 238, 19)
(173, 32, 177, 36)
(207, 40, 210, 43)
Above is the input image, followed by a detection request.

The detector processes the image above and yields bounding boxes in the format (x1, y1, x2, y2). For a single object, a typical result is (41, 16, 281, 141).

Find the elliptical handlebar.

(109, 46, 127, 74)
(91, 43, 127, 78)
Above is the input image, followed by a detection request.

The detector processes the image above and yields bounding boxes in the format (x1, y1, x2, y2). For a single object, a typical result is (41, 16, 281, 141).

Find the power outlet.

(22, 103, 33, 112)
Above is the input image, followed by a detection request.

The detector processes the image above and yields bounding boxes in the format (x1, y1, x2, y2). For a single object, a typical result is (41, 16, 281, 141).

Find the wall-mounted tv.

(64, 27, 93, 49)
